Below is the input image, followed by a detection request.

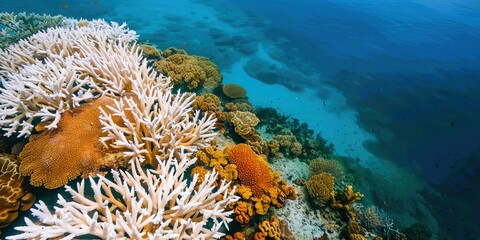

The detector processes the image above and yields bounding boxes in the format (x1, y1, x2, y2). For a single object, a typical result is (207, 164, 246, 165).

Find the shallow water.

(1, 0, 479, 239)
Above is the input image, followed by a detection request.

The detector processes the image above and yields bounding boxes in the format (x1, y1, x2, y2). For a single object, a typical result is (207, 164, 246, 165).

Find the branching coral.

(0, 19, 154, 137)
(0, 154, 35, 231)
(7, 151, 239, 239)
(0, 12, 68, 48)
(99, 84, 217, 167)
(306, 173, 335, 207)
(331, 185, 364, 220)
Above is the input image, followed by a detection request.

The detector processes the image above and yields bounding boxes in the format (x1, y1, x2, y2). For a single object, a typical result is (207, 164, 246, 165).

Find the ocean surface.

(1, 0, 479, 239)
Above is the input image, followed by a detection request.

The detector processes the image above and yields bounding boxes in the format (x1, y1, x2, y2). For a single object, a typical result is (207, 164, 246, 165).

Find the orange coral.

(257, 216, 281, 240)
(233, 201, 255, 226)
(19, 96, 124, 189)
(0, 154, 35, 230)
(225, 144, 273, 196)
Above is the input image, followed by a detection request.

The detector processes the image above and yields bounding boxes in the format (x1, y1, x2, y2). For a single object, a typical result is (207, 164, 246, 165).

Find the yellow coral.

(223, 164, 239, 182)
(227, 111, 259, 139)
(233, 201, 255, 226)
(331, 185, 364, 220)
(236, 184, 253, 200)
(253, 195, 271, 215)
(257, 216, 281, 240)
(222, 83, 247, 99)
(305, 173, 335, 207)
(225, 144, 273, 196)
(19, 96, 125, 189)
(0, 154, 35, 229)
(156, 54, 222, 89)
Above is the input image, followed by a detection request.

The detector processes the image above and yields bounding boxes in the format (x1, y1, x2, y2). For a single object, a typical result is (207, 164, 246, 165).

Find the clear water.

(1, 0, 479, 239)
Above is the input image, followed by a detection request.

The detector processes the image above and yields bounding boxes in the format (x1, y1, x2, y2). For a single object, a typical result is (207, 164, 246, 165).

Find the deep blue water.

(1, 0, 479, 239)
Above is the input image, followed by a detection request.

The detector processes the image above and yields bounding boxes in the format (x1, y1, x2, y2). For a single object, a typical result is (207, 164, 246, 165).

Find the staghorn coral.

(155, 53, 222, 89)
(309, 157, 346, 181)
(18, 96, 125, 189)
(227, 111, 259, 139)
(222, 83, 247, 99)
(8, 151, 239, 239)
(0, 12, 68, 49)
(99, 85, 217, 167)
(225, 144, 273, 197)
(0, 154, 35, 231)
(0, 19, 163, 137)
(306, 173, 335, 207)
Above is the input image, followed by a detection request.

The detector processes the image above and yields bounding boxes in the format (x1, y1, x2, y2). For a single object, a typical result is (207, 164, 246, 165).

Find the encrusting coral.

(227, 110, 260, 139)
(7, 151, 240, 239)
(309, 157, 346, 181)
(18, 96, 124, 189)
(0, 154, 35, 232)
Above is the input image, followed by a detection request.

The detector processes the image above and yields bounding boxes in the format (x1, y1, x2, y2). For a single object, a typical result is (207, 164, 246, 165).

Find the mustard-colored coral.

(139, 44, 161, 58)
(227, 111, 259, 139)
(331, 185, 364, 220)
(253, 195, 271, 215)
(0, 154, 35, 230)
(222, 83, 247, 99)
(233, 201, 255, 226)
(305, 172, 335, 207)
(190, 166, 211, 186)
(236, 184, 253, 200)
(19, 96, 125, 189)
(155, 53, 222, 89)
(223, 232, 245, 240)
(225, 144, 273, 196)
(257, 216, 282, 240)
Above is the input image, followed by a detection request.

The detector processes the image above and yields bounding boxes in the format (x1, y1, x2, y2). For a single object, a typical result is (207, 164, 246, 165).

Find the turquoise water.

(1, 0, 479, 239)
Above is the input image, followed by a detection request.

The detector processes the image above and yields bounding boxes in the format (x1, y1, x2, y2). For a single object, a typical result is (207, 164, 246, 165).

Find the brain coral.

(306, 172, 335, 207)
(222, 83, 247, 99)
(155, 53, 222, 89)
(0, 154, 35, 230)
(19, 96, 124, 189)
(225, 143, 273, 196)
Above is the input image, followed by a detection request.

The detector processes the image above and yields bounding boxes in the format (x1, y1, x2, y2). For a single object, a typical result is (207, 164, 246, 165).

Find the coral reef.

(0, 154, 35, 232)
(0, 12, 68, 48)
(222, 83, 247, 99)
(155, 53, 222, 89)
(254, 215, 282, 240)
(331, 185, 364, 220)
(7, 151, 239, 239)
(306, 173, 335, 207)
(18, 96, 124, 189)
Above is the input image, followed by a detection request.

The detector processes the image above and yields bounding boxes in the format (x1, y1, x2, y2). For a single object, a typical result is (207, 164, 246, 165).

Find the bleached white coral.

(0, 19, 167, 137)
(7, 150, 239, 240)
(99, 82, 217, 166)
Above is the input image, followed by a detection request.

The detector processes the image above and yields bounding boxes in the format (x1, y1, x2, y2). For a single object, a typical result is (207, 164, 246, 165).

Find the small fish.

(95, 1, 100, 4)
(182, 41, 188, 45)
(63, 3, 69, 8)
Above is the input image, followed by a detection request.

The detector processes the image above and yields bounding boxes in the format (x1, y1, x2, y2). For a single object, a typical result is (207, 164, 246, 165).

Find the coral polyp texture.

(225, 144, 274, 197)
(7, 151, 239, 239)
(18, 96, 122, 189)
